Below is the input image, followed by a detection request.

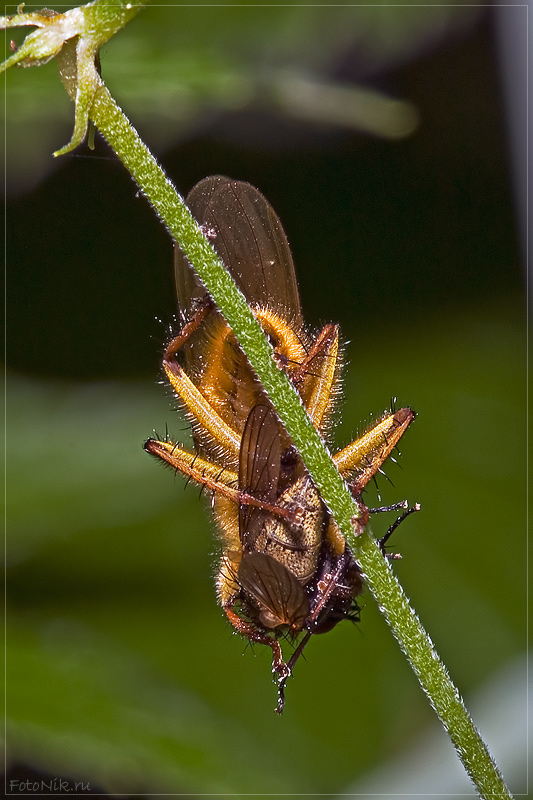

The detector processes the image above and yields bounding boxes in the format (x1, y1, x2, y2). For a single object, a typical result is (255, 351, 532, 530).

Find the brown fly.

(145, 176, 417, 711)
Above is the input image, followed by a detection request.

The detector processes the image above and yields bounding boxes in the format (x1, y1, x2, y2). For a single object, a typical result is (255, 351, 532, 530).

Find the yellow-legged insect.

(145, 176, 416, 711)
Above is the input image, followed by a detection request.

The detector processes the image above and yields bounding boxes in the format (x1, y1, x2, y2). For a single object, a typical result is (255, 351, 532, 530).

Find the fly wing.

(238, 552, 309, 631)
(174, 176, 302, 369)
(174, 176, 225, 329)
(239, 404, 282, 547)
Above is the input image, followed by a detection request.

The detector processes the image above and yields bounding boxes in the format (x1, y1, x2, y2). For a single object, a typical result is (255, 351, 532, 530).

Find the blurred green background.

(4, 1, 527, 796)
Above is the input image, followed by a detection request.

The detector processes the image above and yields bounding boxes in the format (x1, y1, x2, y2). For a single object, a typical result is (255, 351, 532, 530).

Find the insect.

(145, 176, 416, 712)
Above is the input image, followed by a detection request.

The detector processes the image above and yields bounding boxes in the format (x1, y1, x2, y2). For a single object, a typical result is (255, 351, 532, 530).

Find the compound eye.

(280, 445, 298, 473)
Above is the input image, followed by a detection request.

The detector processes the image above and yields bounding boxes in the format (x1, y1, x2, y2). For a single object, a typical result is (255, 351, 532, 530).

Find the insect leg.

(295, 324, 340, 433)
(160, 296, 242, 459)
(223, 602, 290, 687)
(276, 631, 312, 714)
(334, 407, 414, 491)
(163, 295, 215, 361)
(162, 359, 241, 459)
(144, 438, 301, 522)
(378, 503, 421, 557)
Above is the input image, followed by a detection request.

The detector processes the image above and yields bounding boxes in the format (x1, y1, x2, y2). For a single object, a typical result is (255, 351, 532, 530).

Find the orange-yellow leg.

(334, 407, 414, 490)
(162, 357, 242, 459)
(161, 295, 243, 460)
(144, 437, 297, 521)
(291, 324, 340, 434)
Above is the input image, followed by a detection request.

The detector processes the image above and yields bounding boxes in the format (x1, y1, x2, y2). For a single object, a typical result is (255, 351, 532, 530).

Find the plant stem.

(86, 75, 511, 800)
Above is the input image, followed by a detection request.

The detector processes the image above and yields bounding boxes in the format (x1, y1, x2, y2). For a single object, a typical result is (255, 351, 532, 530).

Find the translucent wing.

(239, 404, 282, 547)
(238, 552, 309, 631)
(174, 176, 302, 369)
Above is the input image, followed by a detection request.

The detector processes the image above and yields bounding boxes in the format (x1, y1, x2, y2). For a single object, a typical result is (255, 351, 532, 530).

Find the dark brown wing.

(238, 552, 309, 631)
(239, 404, 282, 547)
(174, 176, 302, 369)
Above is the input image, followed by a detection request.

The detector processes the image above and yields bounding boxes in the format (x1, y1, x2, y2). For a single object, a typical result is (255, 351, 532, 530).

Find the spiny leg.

(160, 295, 243, 459)
(378, 503, 421, 557)
(164, 295, 215, 361)
(336, 408, 416, 552)
(144, 438, 303, 523)
(223, 602, 290, 685)
(334, 407, 414, 490)
(162, 357, 242, 459)
(276, 631, 312, 714)
(292, 324, 340, 434)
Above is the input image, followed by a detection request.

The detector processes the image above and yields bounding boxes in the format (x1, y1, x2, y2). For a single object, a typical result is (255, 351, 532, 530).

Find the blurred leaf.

(6, 288, 526, 792)
(6, 616, 312, 795)
(3, 1, 481, 191)
(6, 376, 182, 566)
